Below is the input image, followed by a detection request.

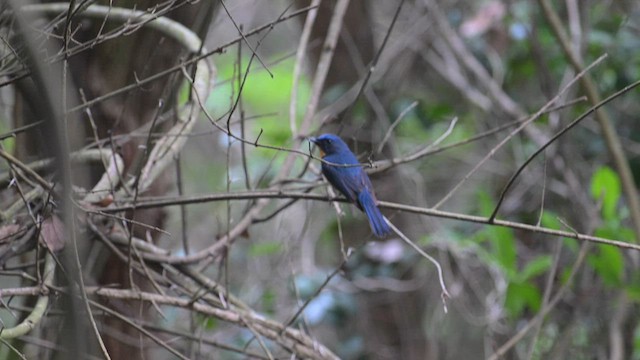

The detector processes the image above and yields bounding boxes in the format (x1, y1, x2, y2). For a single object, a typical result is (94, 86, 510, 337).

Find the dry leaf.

(0, 224, 22, 243)
(39, 215, 65, 251)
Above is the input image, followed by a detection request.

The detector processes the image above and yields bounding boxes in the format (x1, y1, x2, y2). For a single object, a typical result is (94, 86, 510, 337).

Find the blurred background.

(1, 0, 640, 359)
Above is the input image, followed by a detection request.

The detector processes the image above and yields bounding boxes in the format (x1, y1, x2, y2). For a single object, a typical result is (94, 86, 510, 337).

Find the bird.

(310, 134, 391, 237)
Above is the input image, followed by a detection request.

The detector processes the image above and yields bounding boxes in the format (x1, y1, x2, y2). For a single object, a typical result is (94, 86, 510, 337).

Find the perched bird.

(310, 134, 391, 237)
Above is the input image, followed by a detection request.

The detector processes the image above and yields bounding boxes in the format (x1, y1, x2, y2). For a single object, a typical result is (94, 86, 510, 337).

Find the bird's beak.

(308, 137, 324, 157)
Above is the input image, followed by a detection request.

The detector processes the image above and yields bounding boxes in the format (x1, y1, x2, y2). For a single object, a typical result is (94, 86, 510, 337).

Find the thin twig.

(384, 217, 450, 312)
(289, 0, 321, 137)
(283, 251, 351, 329)
(377, 100, 418, 154)
(85, 189, 640, 265)
(25, 5, 318, 115)
(219, 0, 272, 77)
(525, 237, 562, 359)
(339, 0, 406, 134)
(433, 54, 607, 210)
(538, 0, 640, 244)
(488, 242, 591, 360)
(375, 98, 586, 172)
(490, 77, 640, 221)
(0, 252, 55, 339)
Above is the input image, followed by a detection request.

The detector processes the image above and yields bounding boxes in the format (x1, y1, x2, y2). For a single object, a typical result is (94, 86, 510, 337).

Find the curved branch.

(86, 288, 339, 360)
(20, 3, 204, 53)
(490, 78, 640, 221)
(0, 252, 55, 339)
(538, 0, 640, 243)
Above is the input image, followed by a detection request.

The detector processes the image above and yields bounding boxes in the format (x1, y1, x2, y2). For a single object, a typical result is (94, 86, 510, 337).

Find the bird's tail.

(358, 191, 392, 237)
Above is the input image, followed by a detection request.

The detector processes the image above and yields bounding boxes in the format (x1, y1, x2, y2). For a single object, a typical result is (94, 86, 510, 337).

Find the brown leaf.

(0, 224, 22, 243)
(40, 215, 65, 251)
(90, 194, 114, 207)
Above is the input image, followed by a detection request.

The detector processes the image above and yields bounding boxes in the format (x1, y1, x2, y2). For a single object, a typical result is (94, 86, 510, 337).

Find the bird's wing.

(322, 163, 359, 203)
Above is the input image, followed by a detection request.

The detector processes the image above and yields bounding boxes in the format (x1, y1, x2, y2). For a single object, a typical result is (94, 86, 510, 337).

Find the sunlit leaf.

(590, 166, 621, 220)
(587, 244, 624, 286)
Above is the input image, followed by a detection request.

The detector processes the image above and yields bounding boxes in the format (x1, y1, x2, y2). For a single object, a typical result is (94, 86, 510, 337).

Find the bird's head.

(309, 133, 350, 157)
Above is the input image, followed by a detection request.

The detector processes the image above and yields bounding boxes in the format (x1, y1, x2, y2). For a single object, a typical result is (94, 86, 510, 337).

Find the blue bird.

(310, 134, 391, 237)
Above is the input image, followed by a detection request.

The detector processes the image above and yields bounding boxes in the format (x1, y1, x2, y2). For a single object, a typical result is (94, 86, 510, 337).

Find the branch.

(84, 288, 339, 360)
(433, 54, 607, 210)
(538, 0, 640, 243)
(0, 252, 54, 339)
(385, 217, 450, 312)
(490, 77, 640, 221)
(488, 242, 591, 360)
(289, 0, 321, 137)
(80, 190, 640, 267)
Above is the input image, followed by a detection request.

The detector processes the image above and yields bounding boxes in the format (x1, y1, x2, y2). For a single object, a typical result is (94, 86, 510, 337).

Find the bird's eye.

(327, 139, 332, 143)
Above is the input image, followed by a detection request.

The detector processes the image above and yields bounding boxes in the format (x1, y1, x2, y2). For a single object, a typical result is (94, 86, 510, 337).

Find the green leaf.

(540, 212, 579, 251)
(627, 285, 640, 302)
(0, 122, 16, 154)
(493, 228, 517, 274)
(262, 288, 276, 315)
(195, 315, 218, 330)
(473, 225, 516, 273)
(595, 223, 635, 242)
(248, 241, 282, 257)
(206, 53, 311, 153)
(505, 282, 541, 317)
(476, 190, 495, 217)
(473, 190, 516, 273)
(587, 244, 624, 286)
(540, 212, 562, 230)
(516, 256, 552, 282)
(177, 81, 191, 106)
(590, 166, 621, 220)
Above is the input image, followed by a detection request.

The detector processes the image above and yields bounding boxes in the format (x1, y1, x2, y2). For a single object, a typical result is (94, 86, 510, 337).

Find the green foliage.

(248, 240, 282, 257)
(0, 122, 15, 156)
(505, 256, 553, 317)
(540, 212, 578, 252)
(416, 102, 454, 125)
(208, 53, 311, 149)
(627, 280, 640, 302)
(178, 80, 191, 107)
(261, 287, 276, 315)
(198, 52, 314, 188)
(587, 244, 624, 286)
(474, 190, 551, 317)
(586, 166, 634, 287)
(515, 256, 553, 283)
(475, 191, 516, 272)
(585, 9, 640, 92)
(385, 94, 477, 161)
(504, 282, 541, 316)
(590, 166, 621, 221)
(196, 315, 218, 330)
